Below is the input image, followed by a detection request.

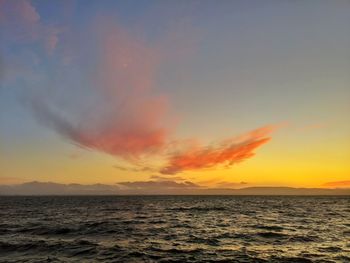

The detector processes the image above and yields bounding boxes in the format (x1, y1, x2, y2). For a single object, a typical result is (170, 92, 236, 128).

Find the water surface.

(0, 196, 349, 262)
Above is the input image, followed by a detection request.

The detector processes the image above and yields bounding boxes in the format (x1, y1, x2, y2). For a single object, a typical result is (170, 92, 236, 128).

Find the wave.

(0, 196, 348, 262)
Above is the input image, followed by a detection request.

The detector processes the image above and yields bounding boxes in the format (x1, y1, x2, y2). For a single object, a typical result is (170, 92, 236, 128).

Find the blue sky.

(1, 0, 349, 187)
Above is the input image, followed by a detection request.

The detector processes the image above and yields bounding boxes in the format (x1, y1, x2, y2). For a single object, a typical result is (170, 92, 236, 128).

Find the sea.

(0, 196, 349, 262)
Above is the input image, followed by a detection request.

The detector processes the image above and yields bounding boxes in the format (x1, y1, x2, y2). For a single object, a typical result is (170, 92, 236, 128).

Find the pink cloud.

(0, 0, 59, 53)
(4, 5, 277, 174)
(44, 29, 59, 54)
(30, 21, 173, 160)
(4, 0, 39, 22)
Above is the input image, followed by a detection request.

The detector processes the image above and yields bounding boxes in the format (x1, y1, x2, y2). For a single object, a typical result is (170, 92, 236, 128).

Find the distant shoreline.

(0, 181, 349, 196)
(1, 194, 350, 197)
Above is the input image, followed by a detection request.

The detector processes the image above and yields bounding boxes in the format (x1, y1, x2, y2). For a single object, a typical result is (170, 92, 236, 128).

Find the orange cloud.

(322, 180, 350, 188)
(160, 125, 277, 174)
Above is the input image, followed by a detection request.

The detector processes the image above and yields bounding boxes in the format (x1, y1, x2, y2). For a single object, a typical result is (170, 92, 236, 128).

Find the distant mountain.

(0, 181, 349, 195)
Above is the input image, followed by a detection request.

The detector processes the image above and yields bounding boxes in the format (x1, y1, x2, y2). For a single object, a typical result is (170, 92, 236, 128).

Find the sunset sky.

(1, 0, 349, 189)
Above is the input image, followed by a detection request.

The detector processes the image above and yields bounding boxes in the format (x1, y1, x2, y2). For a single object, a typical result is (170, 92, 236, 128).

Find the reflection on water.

(0, 196, 349, 262)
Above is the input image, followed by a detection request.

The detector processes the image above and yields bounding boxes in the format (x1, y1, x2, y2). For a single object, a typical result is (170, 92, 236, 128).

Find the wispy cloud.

(160, 125, 278, 174)
(27, 19, 173, 161)
(0, 0, 60, 53)
(213, 181, 248, 188)
(0, 176, 25, 185)
(322, 180, 350, 188)
(150, 175, 186, 181)
(297, 123, 327, 132)
(113, 165, 154, 173)
(3, 2, 277, 176)
(0, 181, 121, 195)
(117, 180, 200, 190)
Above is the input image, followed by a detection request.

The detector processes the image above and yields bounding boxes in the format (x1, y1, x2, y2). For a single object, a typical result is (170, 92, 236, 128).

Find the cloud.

(160, 125, 277, 174)
(113, 165, 154, 173)
(0, 176, 25, 185)
(297, 123, 327, 132)
(26, 19, 174, 161)
(214, 181, 248, 188)
(3, 3, 276, 175)
(194, 177, 248, 188)
(44, 28, 60, 54)
(322, 180, 350, 188)
(0, 0, 40, 40)
(0, 0, 60, 53)
(0, 181, 121, 195)
(117, 180, 200, 189)
(1, 181, 349, 195)
(150, 175, 186, 181)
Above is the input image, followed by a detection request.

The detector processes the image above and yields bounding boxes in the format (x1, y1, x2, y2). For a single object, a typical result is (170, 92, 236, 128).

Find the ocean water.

(0, 196, 349, 263)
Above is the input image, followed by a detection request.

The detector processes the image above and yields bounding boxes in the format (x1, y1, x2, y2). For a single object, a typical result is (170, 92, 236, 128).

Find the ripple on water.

(0, 196, 348, 262)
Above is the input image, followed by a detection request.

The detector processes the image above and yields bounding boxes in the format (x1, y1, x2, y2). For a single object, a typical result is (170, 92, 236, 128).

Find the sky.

(0, 0, 349, 190)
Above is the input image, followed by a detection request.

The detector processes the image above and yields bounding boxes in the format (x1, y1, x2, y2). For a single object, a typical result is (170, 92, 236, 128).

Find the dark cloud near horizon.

(118, 180, 200, 189)
(0, 181, 349, 195)
(113, 165, 154, 173)
(150, 175, 186, 181)
(214, 181, 248, 188)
